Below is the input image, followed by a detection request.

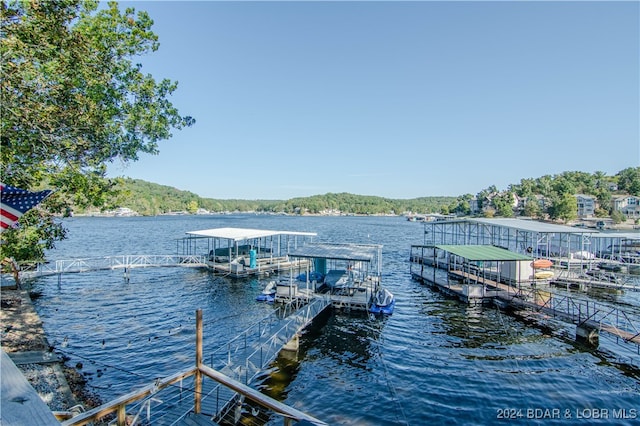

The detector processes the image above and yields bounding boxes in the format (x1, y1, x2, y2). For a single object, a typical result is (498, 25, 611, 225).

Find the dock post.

(576, 323, 599, 347)
(194, 309, 203, 413)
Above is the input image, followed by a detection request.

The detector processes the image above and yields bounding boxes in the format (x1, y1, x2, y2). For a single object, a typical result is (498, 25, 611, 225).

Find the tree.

(611, 210, 626, 224)
(491, 192, 515, 217)
(548, 193, 577, 223)
(616, 167, 640, 195)
(523, 196, 543, 219)
(0, 0, 194, 264)
(186, 200, 199, 214)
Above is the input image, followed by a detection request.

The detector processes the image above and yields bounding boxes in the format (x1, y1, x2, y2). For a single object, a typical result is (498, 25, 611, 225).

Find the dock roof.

(436, 245, 532, 261)
(186, 227, 317, 241)
(468, 218, 598, 234)
(288, 243, 382, 262)
(592, 232, 640, 241)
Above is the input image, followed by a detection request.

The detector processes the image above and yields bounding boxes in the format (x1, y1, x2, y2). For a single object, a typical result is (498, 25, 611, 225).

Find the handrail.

(61, 369, 195, 425)
(61, 309, 327, 426)
(22, 255, 208, 278)
(499, 285, 640, 344)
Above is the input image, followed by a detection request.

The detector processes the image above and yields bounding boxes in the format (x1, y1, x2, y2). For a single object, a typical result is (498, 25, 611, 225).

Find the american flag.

(0, 183, 53, 231)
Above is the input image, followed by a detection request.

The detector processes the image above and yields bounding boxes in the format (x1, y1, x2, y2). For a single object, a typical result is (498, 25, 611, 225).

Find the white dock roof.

(469, 218, 599, 234)
(186, 227, 317, 241)
(288, 243, 382, 262)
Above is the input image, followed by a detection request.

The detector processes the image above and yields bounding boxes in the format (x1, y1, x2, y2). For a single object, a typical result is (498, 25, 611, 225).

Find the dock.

(2, 234, 390, 424)
(181, 227, 317, 278)
(410, 243, 640, 351)
(276, 242, 385, 312)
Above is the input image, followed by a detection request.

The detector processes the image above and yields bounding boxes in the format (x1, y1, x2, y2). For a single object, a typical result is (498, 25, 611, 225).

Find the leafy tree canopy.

(0, 0, 194, 264)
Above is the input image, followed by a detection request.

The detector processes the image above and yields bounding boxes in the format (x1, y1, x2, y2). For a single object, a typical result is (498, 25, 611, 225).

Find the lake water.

(27, 215, 640, 425)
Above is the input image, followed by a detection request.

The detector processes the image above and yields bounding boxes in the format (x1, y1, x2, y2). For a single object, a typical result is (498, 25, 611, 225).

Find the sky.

(106, 1, 640, 200)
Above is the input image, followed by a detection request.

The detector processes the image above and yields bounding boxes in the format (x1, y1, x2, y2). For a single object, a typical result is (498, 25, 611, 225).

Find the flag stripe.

(0, 182, 52, 231)
(1, 207, 20, 221)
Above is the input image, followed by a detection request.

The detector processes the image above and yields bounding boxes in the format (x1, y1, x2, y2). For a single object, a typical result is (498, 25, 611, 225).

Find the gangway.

(21, 255, 207, 278)
(144, 297, 332, 425)
(60, 310, 327, 426)
(210, 296, 331, 381)
(496, 286, 640, 348)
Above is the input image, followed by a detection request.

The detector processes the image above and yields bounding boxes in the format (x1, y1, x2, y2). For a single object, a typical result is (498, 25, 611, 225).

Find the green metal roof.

(436, 245, 532, 261)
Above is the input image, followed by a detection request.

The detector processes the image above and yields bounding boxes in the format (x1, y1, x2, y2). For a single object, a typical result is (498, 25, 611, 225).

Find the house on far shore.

(575, 194, 596, 218)
(113, 207, 139, 217)
(612, 195, 640, 219)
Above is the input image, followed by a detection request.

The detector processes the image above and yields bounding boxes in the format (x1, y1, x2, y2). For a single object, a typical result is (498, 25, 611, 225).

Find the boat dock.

(274, 242, 385, 312)
(411, 247, 640, 349)
(181, 227, 317, 278)
(410, 244, 535, 304)
(1, 227, 319, 284)
(4, 239, 383, 424)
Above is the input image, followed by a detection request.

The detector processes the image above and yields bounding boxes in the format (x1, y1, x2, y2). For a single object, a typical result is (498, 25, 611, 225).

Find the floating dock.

(276, 242, 384, 312)
(410, 244, 534, 304)
(410, 241, 640, 350)
(181, 227, 317, 278)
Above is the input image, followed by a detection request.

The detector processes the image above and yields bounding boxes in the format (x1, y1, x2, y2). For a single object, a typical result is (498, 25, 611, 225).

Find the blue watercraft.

(256, 280, 277, 303)
(369, 288, 395, 315)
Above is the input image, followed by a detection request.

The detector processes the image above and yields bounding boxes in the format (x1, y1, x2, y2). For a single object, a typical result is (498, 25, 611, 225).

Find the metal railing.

(24, 255, 207, 277)
(208, 296, 332, 385)
(60, 310, 327, 426)
(499, 285, 640, 346)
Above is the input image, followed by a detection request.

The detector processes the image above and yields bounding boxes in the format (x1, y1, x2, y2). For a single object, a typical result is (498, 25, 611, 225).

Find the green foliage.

(447, 167, 640, 220)
(0, 208, 67, 265)
(617, 167, 640, 194)
(104, 180, 456, 216)
(0, 0, 193, 265)
(91, 167, 640, 221)
(547, 193, 578, 223)
(611, 210, 626, 224)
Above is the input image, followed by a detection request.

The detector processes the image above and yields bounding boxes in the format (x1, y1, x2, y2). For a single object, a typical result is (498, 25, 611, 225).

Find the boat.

(256, 280, 277, 303)
(531, 259, 553, 269)
(534, 270, 554, 280)
(296, 271, 325, 283)
(597, 262, 622, 273)
(369, 288, 395, 315)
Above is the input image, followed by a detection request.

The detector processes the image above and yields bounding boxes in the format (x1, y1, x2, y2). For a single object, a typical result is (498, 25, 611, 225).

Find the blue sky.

(107, 1, 639, 200)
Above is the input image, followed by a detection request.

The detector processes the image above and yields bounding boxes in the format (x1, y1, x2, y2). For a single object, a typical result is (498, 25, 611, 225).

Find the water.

(27, 215, 640, 425)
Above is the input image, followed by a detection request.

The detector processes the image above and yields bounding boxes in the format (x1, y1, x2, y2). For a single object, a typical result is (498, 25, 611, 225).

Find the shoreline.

(0, 288, 102, 417)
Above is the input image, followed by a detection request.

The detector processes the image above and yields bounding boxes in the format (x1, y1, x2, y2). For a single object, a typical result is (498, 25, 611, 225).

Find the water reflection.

(257, 309, 385, 401)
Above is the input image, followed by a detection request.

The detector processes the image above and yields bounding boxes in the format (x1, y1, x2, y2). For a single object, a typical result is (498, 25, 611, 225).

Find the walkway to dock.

(9, 254, 312, 282)
(57, 309, 329, 426)
(412, 267, 640, 350)
(19, 255, 207, 279)
(209, 296, 332, 383)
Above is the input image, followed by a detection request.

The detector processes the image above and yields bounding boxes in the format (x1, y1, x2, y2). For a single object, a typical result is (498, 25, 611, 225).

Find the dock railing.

(24, 255, 207, 277)
(208, 296, 332, 385)
(60, 310, 327, 426)
(499, 285, 640, 348)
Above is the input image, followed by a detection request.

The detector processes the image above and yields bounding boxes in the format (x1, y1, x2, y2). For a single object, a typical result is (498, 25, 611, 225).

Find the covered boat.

(369, 288, 395, 315)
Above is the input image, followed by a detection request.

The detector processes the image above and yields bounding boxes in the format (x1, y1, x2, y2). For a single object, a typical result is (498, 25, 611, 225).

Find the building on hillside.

(612, 195, 640, 219)
(575, 194, 596, 218)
